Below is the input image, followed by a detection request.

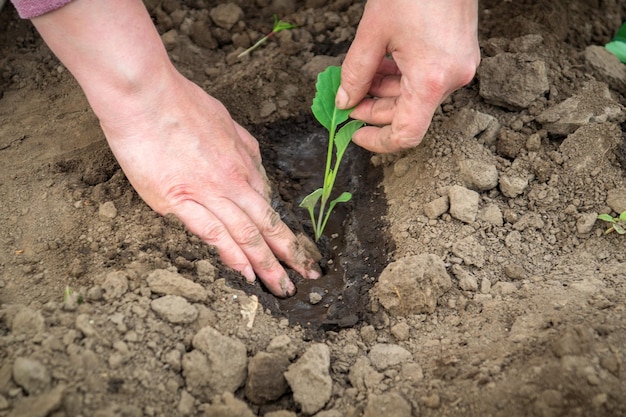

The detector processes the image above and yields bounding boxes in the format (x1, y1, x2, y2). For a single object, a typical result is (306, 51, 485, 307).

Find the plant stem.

(315, 110, 339, 240)
(237, 32, 275, 58)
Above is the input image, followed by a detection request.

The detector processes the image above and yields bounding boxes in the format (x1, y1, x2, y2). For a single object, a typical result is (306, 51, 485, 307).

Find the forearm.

(30, 0, 176, 125)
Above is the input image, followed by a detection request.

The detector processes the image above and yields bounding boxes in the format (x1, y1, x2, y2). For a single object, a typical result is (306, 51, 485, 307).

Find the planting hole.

(224, 115, 394, 334)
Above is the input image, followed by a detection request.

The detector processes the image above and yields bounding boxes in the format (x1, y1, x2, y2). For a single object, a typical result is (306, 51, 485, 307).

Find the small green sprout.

(300, 66, 364, 241)
(237, 15, 297, 59)
(597, 211, 626, 235)
(63, 285, 84, 305)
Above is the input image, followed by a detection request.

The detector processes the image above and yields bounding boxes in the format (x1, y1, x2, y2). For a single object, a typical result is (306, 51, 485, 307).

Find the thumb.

(337, 22, 388, 110)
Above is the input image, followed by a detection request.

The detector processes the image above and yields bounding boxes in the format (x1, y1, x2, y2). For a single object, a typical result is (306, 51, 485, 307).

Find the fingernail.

(307, 267, 322, 280)
(335, 85, 350, 109)
(281, 276, 296, 297)
(243, 265, 256, 282)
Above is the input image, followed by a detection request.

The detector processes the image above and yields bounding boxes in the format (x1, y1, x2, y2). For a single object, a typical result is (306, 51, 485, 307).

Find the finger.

(235, 190, 322, 281)
(350, 96, 397, 126)
(337, 17, 388, 109)
(368, 73, 401, 98)
(376, 57, 401, 76)
(173, 200, 256, 283)
(209, 196, 297, 297)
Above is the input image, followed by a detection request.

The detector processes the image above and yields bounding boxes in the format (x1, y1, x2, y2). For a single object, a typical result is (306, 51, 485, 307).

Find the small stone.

(606, 188, 626, 214)
(161, 29, 179, 51)
(245, 352, 290, 404)
(504, 264, 527, 280)
(390, 322, 410, 341)
(424, 196, 449, 219)
(7, 384, 65, 417)
(458, 159, 499, 191)
(451, 236, 485, 268)
(196, 260, 217, 283)
(448, 185, 479, 223)
(480, 278, 492, 294)
(371, 254, 452, 315)
(400, 362, 424, 385)
(478, 53, 549, 110)
(183, 326, 247, 401)
(209, 3, 243, 30)
(147, 269, 207, 302)
(101, 271, 129, 301)
(452, 265, 479, 291)
(368, 344, 412, 371)
(12, 357, 51, 395)
(499, 175, 528, 198)
(178, 390, 195, 416)
(284, 344, 332, 415)
(259, 101, 277, 118)
(479, 204, 503, 227)
(576, 212, 598, 234)
(363, 392, 412, 417)
(98, 201, 117, 221)
(309, 292, 323, 305)
(151, 295, 198, 324)
(75, 314, 96, 338)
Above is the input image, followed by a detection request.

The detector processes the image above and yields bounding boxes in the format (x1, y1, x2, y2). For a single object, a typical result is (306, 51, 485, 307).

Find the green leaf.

(614, 223, 626, 234)
(272, 15, 297, 32)
(597, 213, 616, 223)
(605, 41, 626, 64)
(320, 192, 352, 235)
(299, 188, 323, 210)
(335, 120, 364, 162)
(300, 188, 323, 237)
(329, 192, 352, 211)
(619, 211, 626, 221)
(312, 66, 352, 132)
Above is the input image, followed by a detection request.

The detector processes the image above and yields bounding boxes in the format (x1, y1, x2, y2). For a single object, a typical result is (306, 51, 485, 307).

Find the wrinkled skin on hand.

(31, 0, 321, 297)
(338, 0, 481, 153)
(102, 74, 322, 297)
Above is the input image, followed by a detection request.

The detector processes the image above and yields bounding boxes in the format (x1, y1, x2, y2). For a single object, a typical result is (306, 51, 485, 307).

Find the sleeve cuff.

(10, 0, 74, 19)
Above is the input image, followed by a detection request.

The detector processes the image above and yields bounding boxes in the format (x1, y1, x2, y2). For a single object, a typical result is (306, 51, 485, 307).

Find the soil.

(1, 1, 626, 417)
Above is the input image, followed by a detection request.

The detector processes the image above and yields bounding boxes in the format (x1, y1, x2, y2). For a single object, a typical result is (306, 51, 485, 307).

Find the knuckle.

(199, 221, 230, 246)
(234, 223, 264, 248)
(261, 209, 287, 238)
(257, 254, 282, 274)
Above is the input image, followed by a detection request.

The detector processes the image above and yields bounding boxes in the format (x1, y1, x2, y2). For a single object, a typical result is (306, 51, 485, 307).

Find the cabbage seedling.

(237, 15, 297, 59)
(300, 66, 364, 241)
(598, 211, 626, 235)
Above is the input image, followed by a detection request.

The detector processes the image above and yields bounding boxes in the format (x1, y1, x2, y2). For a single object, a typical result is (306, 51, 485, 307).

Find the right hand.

(337, 0, 481, 153)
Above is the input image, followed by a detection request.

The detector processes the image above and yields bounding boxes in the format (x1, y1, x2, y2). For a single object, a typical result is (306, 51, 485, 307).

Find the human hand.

(101, 74, 321, 297)
(31, 0, 321, 297)
(337, 0, 481, 153)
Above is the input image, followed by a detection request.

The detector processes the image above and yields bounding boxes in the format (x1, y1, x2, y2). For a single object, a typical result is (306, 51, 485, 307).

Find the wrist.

(31, 0, 177, 123)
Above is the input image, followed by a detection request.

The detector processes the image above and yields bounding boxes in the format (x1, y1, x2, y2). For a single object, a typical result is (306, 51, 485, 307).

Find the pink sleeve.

(10, 0, 74, 19)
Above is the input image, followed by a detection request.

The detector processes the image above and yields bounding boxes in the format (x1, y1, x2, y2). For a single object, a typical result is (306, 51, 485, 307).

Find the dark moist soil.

(2, 1, 626, 417)
(247, 115, 394, 335)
